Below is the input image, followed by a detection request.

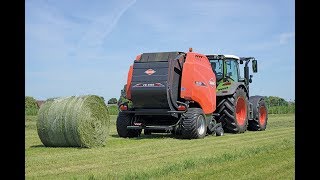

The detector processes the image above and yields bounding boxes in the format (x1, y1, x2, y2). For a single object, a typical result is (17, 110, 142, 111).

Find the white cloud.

(77, 0, 136, 48)
(26, 0, 137, 62)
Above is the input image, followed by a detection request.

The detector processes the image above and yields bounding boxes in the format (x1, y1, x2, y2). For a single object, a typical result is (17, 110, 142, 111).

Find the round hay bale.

(37, 95, 110, 148)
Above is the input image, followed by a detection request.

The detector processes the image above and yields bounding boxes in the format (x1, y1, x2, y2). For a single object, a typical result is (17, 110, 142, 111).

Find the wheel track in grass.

(27, 128, 293, 177)
(26, 127, 293, 163)
(26, 114, 294, 178)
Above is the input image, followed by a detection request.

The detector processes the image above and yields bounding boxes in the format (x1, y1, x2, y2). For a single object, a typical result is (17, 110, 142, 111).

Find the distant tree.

(117, 84, 133, 108)
(25, 96, 38, 109)
(289, 101, 295, 106)
(25, 96, 39, 115)
(46, 97, 60, 101)
(108, 98, 118, 104)
(121, 84, 127, 97)
(118, 84, 127, 105)
(265, 96, 288, 107)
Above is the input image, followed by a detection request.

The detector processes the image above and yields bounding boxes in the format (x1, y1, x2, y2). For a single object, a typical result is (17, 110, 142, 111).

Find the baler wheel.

(116, 112, 141, 138)
(181, 108, 207, 139)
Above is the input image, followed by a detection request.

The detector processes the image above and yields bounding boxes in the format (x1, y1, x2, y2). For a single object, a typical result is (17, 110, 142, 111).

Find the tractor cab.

(207, 54, 241, 84)
(206, 54, 258, 87)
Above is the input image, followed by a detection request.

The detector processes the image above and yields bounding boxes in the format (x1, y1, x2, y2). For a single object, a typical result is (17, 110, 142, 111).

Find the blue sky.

(26, 0, 295, 102)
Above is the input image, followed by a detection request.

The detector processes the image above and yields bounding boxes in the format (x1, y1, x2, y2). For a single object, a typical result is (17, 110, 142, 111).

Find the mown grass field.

(25, 114, 295, 179)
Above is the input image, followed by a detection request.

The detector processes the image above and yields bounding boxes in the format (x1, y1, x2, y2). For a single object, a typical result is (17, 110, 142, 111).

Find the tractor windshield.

(210, 60, 223, 81)
(225, 59, 239, 82)
(210, 59, 239, 82)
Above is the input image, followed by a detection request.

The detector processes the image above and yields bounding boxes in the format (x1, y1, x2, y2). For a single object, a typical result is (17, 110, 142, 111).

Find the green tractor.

(206, 54, 268, 133)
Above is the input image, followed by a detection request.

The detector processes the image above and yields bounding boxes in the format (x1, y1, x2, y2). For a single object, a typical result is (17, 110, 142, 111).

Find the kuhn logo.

(209, 78, 216, 86)
(145, 69, 156, 75)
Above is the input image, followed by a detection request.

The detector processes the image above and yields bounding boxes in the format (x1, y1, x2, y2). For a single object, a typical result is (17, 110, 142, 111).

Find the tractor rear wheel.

(248, 98, 268, 131)
(216, 87, 249, 133)
(116, 112, 141, 138)
(181, 108, 207, 139)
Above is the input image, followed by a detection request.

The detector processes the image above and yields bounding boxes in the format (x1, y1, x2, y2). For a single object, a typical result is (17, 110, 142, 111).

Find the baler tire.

(144, 129, 152, 135)
(116, 112, 141, 138)
(216, 87, 249, 133)
(181, 108, 207, 139)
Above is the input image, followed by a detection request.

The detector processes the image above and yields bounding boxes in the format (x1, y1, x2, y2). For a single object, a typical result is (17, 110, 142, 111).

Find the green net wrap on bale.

(37, 95, 110, 148)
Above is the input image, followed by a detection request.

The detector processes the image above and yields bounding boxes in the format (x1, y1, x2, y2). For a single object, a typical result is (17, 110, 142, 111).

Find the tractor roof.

(206, 54, 240, 60)
(223, 54, 240, 60)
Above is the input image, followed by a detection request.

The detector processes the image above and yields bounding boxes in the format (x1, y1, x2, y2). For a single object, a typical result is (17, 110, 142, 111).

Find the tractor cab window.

(225, 59, 239, 82)
(210, 60, 223, 81)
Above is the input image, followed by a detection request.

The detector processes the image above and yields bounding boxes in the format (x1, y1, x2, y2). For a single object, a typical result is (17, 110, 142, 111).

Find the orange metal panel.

(180, 52, 216, 114)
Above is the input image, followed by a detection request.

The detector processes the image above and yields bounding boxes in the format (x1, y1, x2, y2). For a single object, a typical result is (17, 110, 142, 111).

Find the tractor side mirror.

(252, 60, 258, 73)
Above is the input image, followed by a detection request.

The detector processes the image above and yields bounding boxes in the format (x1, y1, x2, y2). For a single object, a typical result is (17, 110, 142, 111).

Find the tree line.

(25, 95, 295, 116)
(264, 96, 295, 114)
